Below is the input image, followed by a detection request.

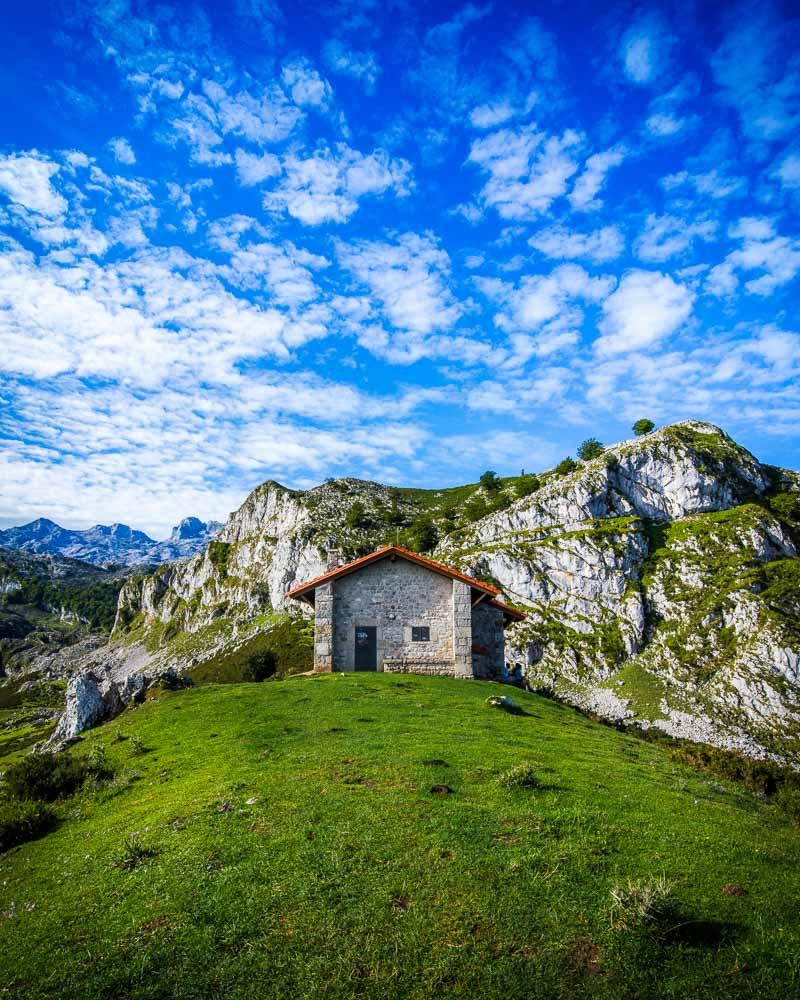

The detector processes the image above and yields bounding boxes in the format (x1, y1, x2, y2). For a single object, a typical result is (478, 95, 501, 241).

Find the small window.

(411, 626, 430, 642)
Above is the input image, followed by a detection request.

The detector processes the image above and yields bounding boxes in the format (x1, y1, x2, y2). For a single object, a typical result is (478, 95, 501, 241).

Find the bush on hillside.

(775, 787, 800, 827)
(408, 515, 438, 553)
(85, 744, 115, 782)
(0, 800, 57, 852)
(346, 501, 367, 529)
(463, 494, 490, 522)
(670, 743, 800, 799)
(3, 752, 88, 802)
(577, 438, 605, 460)
(554, 457, 578, 476)
(516, 474, 540, 498)
(244, 649, 277, 682)
(479, 470, 502, 492)
(114, 832, 156, 871)
(770, 492, 799, 522)
(633, 418, 655, 436)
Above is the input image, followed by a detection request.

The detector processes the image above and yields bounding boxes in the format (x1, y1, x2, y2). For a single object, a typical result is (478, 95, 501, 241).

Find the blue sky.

(1, 0, 799, 537)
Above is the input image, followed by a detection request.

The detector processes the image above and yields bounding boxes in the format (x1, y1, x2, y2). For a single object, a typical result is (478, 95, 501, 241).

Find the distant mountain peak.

(0, 516, 222, 568)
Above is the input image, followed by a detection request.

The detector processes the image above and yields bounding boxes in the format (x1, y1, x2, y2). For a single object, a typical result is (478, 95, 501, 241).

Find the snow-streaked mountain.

(0, 516, 223, 567)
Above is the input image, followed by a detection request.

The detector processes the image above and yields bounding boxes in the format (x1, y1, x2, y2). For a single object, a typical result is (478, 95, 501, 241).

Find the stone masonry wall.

(331, 558, 456, 672)
(313, 581, 333, 671)
(452, 580, 473, 678)
(471, 602, 505, 680)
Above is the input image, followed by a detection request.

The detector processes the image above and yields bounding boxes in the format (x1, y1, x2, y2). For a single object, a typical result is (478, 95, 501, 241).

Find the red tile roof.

(487, 597, 527, 622)
(286, 544, 503, 601)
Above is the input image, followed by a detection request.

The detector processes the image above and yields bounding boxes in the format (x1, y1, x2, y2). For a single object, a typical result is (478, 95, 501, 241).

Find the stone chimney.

(325, 540, 343, 571)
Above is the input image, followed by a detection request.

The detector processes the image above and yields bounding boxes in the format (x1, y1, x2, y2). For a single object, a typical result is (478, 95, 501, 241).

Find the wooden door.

(354, 626, 377, 671)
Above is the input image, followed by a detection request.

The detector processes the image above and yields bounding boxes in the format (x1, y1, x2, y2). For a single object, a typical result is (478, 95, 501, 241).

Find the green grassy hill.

(2, 675, 799, 999)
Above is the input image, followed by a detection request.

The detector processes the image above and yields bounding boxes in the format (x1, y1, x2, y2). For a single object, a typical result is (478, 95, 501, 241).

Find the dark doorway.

(354, 626, 377, 671)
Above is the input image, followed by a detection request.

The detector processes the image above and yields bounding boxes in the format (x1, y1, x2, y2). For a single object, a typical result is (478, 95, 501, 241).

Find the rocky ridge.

(8, 421, 800, 761)
(0, 516, 224, 568)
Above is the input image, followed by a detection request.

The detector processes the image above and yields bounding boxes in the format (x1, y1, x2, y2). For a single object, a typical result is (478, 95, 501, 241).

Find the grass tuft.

(498, 763, 542, 789)
(609, 876, 676, 931)
(114, 833, 156, 871)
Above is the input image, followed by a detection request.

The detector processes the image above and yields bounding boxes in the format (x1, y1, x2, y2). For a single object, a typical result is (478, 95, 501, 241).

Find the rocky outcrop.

(38, 420, 800, 760)
(47, 668, 149, 747)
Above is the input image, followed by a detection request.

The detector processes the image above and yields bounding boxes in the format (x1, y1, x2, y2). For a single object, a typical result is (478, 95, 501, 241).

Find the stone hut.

(286, 545, 525, 679)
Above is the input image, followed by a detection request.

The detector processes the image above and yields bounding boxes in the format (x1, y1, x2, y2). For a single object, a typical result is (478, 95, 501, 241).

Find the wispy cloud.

(596, 270, 694, 355)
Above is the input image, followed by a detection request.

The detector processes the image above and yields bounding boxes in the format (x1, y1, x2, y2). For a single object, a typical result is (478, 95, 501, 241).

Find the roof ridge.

(286, 544, 501, 599)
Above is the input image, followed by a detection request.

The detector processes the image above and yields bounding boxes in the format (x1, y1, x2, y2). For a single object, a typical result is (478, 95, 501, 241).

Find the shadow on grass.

(664, 917, 740, 948)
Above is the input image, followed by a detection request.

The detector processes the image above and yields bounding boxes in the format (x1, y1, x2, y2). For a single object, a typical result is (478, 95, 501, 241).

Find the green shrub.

(775, 787, 800, 826)
(3, 752, 87, 802)
(670, 744, 800, 798)
(770, 492, 799, 522)
(409, 515, 438, 553)
(515, 474, 540, 498)
(346, 501, 366, 529)
(157, 670, 194, 691)
(464, 494, 490, 522)
(578, 438, 605, 460)
(207, 541, 232, 577)
(633, 418, 655, 436)
(85, 744, 115, 781)
(244, 649, 277, 682)
(0, 800, 57, 852)
(498, 763, 541, 789)
(554, 457, 578, 476)
(130, 736, 147, 756)
(479, 470, 502, 492)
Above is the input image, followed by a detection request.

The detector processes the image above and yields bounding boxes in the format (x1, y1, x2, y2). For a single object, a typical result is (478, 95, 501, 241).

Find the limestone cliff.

(40, 421, 800, 761)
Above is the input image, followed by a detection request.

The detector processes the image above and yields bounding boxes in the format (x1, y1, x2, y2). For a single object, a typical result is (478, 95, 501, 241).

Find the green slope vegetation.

(2, 675, 799, 999)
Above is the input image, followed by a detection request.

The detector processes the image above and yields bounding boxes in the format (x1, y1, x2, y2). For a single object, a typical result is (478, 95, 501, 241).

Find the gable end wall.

(331, 557, 455, 672)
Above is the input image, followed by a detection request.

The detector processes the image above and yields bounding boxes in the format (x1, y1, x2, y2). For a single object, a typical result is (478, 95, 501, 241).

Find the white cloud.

(168, 79, 303, 165)
(530, 224, 624, 264)
(467, 124, 582, 220)
(469, 92, 536, 129)
(635, 213, 717, 262)
(469, 100, 516, 129)
(337, 232, 462, 337)
(774, 152, 800, 190)
(109, 137, 136, 164)
(596, 270, 694, 355)
(644, 74, 700, 139)
(323, 41, 380, 91)
(706, 217, 800, 297)
(222, 240, 328, 306)
(0, 240, 337, 387)
(0, 152, 67, 216)
(477, 265, 614, 364)
(712, 6, 800, 147)
(281, 59, 333, 108)
(234, 148, 281, 186)
(451, 201, 483, 223)
(662, 168, 746, 200)
(263, 144, 411, 225)
(568, 146, 626, 211)
(620, 14, 672, 85)
(0, 373, 453, 537)
(501, 264, 614, 331)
